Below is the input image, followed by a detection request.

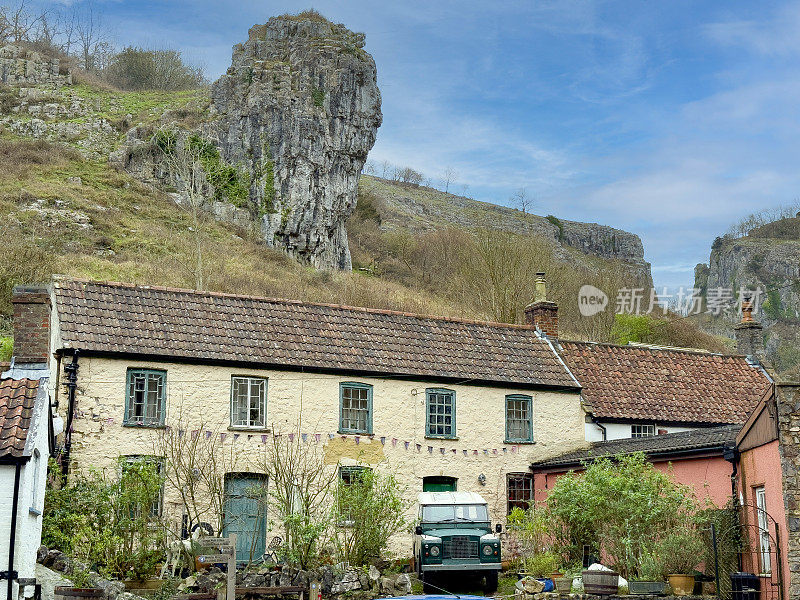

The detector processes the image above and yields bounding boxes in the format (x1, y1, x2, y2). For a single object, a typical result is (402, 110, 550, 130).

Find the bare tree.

(362, 160, 376, 175)
(395, 166, 424, 185)
(460, 183, 469, 197)
(153, 410, 244, 538)
(0, 1, 45, 44)
(258, 427, 337, 568)
(512, 187, 532, 215)
(153, 128, 209, 289)
(442, 167, 458, 194)
(74, 2, 109, 71)
(380, 160, 392, 179)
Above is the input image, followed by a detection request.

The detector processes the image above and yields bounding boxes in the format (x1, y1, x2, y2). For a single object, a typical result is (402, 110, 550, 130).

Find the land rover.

(413, 492, 502, 593)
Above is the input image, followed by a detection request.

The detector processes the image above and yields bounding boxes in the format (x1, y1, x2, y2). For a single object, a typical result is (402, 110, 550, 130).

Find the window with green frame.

(505, 394, 533, 442)
(426, 388, 456, 438)
(125, 368, 166, 426)
(339, 382, 373, 434)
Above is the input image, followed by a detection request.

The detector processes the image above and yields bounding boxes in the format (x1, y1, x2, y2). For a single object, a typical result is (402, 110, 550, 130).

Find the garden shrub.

(545, 452, 699, 579)
(333, 469, 408, 565)
(42, 457, 166, 580)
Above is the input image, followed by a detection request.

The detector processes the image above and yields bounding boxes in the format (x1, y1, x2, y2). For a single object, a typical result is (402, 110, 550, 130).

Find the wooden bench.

(236, 586, 306, 600)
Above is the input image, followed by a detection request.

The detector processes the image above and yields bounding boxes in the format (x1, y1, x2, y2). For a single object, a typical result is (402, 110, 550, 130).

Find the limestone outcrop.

(207, 14, 382, 269)
(695, 218, 800, 370)
(0, 45, 71, 87)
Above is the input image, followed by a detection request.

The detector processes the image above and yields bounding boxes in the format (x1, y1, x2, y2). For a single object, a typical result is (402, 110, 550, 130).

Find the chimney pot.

(525, 273, 558, 338)
(734, 297, 763, 358)
(12, 284, 51, 365)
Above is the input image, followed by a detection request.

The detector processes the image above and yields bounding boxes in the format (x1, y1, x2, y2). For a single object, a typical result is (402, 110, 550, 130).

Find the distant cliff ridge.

(359, 176, 652, 286)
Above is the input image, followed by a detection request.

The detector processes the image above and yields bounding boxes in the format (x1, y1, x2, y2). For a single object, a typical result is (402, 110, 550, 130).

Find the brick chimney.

(524, 273, 558, 338)
(734, 297, 763, 358)
(12, 284, 51, 365)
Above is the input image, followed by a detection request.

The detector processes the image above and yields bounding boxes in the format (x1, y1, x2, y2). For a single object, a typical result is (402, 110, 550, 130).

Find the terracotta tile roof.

(559, 341, 771, 425)
(531, 424, 740, 469)
(0, 377, 39, 458)
(52, 278, 579, 389)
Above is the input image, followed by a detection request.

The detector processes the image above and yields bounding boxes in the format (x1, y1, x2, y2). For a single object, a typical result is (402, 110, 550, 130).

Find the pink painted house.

(530, 424, 739, 507)
(734, 387, 790, 600)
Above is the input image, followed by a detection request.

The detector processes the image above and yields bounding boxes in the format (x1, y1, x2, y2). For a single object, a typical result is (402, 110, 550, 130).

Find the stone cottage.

(17, 277, 587, 561)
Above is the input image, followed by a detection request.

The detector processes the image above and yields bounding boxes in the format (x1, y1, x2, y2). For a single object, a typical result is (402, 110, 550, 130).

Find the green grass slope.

(0, 80, 727, 355)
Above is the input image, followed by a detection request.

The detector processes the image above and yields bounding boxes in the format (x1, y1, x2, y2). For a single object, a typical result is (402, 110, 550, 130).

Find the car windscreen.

(422, 504, 489, 522)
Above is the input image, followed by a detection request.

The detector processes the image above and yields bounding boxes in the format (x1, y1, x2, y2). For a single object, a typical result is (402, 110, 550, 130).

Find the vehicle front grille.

(443, 535, 479, 559)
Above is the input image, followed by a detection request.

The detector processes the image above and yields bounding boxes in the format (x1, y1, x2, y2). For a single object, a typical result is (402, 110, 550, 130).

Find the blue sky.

(46, 0, 800, 290)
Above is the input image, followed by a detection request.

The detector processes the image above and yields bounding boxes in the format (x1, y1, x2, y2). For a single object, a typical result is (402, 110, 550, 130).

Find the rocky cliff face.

(111, 13, 382, 270)
(208, 14, 382, 269)
(695, 219, 800, 370)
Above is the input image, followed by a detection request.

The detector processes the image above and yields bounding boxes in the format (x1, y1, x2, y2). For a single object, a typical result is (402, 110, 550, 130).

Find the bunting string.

(79, 413, 523, 457)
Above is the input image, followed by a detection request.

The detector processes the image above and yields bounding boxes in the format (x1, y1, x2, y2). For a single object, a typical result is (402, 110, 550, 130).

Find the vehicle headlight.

(430, 545, 440, 556)
(482, 545, 493, 556)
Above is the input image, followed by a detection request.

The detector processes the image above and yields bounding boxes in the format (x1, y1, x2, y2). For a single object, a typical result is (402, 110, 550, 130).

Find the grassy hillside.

(0, 80, 728, 356)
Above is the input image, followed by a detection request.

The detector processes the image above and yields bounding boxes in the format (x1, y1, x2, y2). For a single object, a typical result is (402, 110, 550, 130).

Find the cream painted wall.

(61, 356, 585, 555)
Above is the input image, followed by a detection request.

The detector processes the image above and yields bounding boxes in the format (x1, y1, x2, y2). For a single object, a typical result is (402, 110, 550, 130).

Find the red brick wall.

(12, 285, 51, 364)
(524, 301, 558, 338)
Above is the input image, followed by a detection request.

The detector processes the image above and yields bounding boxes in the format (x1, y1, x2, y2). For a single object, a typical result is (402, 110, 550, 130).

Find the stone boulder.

(208, 13, 382, 269)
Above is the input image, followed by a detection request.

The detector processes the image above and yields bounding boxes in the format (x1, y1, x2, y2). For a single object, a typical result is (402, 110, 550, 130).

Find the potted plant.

(581, 567, 620, 596)
(553, 564, 577, 596)
(629, 549, 667, 596)
(525, 552, 559, 592)
(654, 528, 705, 596)
(54, 571, 103, 600)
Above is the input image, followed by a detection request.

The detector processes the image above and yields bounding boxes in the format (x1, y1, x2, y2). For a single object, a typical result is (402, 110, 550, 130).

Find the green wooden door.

(423, 476, 457, 492)
(223, 474, 267, 563)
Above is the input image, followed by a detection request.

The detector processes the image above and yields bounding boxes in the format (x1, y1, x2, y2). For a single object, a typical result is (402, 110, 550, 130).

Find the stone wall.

(0, 45, 71, 87)
(775, 382, 800, 599)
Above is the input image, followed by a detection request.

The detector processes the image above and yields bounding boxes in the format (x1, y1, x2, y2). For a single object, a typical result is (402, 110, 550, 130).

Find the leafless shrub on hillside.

(726, 201, 800, 239)
(511, 187, 532, 215)
(442, 167, 458, 193)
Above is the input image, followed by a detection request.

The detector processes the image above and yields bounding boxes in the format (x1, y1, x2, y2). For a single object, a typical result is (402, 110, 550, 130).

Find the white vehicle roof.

(418, 491, 488, 506)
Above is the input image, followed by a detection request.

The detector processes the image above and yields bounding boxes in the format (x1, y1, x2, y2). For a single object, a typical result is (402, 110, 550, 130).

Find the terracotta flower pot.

(668, 574, 695, 596)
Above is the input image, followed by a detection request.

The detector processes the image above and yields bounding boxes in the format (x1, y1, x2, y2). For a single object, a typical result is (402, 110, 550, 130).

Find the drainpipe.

(62, 351, 79, 478)
(590, 415, 607, 441)
(723, 445, 739, 501)
(6, 461, 22, 600)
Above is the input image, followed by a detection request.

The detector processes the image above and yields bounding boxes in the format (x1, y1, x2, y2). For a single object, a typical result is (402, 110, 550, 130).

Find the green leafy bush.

(0, 337, 12, 361)
(611, 313, 655, 345)
(545, 453, 698, 579)
(187, 135, 251, 208)
(333, 469, 408, 565)
(525, 551, 560, 578)
(42, 457, 166, 580)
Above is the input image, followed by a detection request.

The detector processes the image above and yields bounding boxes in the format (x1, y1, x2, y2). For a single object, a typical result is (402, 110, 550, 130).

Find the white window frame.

(230, 376, 268, 429)
(631, 423, 655, 438)
(755, 486, 771, 574)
